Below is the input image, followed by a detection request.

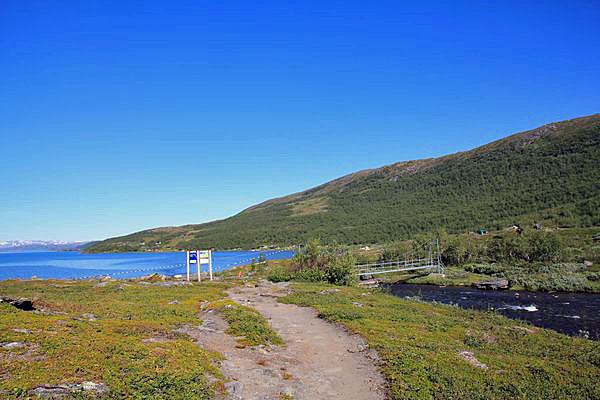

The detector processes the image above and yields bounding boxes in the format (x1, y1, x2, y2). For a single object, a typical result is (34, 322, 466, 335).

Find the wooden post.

(196, 250, 201, 282)
(186, 251, 190, 282)
(209, 249, 213, 281)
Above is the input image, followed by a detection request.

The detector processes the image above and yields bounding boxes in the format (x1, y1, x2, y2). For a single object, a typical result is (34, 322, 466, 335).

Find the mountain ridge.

(88, 113, 600, 252)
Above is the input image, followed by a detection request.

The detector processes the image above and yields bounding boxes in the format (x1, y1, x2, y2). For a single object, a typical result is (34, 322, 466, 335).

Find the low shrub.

(268, 239, 357, 286)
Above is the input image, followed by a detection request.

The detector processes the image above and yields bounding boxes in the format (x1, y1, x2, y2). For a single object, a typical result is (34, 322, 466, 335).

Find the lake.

(386, 283, 600, 340)
(0, 250, 294, 280)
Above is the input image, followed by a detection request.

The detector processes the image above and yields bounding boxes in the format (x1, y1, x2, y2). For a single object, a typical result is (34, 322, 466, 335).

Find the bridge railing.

(355, 257, 443, 276)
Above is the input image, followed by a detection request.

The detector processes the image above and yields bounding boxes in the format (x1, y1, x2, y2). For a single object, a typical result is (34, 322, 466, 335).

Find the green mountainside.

(89, 114, 600, 252)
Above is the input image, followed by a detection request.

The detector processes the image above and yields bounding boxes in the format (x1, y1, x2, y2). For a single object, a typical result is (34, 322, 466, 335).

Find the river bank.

(384, 283, 600, 340)
(280, 282, 600, 399)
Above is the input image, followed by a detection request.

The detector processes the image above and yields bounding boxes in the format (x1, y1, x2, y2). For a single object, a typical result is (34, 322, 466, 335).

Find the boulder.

(474, 279, 509, 290)
(359, 274, 374, 280)
(0, 296, 34, 311)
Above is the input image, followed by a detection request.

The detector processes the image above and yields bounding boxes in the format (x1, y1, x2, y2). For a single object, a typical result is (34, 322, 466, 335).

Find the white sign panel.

(199, 250, 210, 264)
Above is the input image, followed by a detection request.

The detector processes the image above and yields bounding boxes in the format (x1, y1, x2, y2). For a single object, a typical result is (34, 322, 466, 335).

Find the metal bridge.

(355, 240, 444, 276)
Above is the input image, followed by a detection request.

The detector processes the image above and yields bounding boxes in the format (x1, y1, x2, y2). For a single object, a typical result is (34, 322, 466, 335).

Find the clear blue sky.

(1, 1, 599, 241)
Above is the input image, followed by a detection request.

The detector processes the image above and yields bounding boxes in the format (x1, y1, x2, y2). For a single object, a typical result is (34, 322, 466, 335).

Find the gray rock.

(225, 381, 243, 395)
(31, 382, 108, 398)
(359, 274, 374, 280)
(474, 279, 509, 290)
(352, 302, 363, 307)
(81, 313, 98, 320)
(584, 260, 593, 267)
(2, 342, 27, 349)
(142, 337, 173, 343)
(458, 351, 487, 369)
(319, 288, 340, 294)
(168, 300, 179, 304)
(428, 273, 446, 278)
(12, 328, 33, 334)
(348, 344, 367, 353)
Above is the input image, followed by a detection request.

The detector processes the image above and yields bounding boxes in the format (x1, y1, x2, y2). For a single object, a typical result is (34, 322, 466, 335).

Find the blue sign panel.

(188, 252, 197, 263)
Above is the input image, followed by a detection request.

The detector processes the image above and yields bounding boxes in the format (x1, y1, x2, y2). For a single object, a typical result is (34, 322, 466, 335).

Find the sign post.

(208, 249, 213, 281)
(186, 251, 190, 281)
(196, 249, 201, 282)
(187, 249, 213, 282)
(187, 251, 198, 282)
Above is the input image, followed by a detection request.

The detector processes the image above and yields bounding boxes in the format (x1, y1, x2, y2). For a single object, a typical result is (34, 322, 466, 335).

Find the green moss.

(206, 299, 283, 347)
(0, 280, 230, 398)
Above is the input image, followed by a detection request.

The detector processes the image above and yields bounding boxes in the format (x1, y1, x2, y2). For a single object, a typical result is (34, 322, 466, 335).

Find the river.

(386, 283, 600, 340)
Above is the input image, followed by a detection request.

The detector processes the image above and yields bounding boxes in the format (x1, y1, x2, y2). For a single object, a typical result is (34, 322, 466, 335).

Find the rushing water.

(386, 283, 600, 340)
(0, 250, 294, 281)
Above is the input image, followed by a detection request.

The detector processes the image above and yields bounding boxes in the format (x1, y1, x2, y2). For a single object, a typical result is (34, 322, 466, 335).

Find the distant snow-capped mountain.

(0, 240, 92, 251)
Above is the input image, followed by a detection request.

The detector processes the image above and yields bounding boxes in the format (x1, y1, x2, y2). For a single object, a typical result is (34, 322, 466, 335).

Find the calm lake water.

(387, 283, 600, 340)
(0, 250, 294, 280)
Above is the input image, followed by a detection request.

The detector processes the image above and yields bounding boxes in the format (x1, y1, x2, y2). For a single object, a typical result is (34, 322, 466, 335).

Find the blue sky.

(1, 1, 599, 241)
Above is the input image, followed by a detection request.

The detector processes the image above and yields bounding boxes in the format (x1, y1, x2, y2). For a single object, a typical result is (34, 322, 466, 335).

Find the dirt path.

(182, 280, 385, 400)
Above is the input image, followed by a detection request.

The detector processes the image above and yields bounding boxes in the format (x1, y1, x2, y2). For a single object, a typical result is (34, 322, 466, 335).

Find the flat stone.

(2, 342, 27, 349)
(31, 382, 109, 398)
(81, 313, 98, 320)
(12, 328, 33, 334)
(319, 288, 340, 294)
(142, 337, 174, 343)
(474, 279, 509, 290)
(458, 351, 487, 369)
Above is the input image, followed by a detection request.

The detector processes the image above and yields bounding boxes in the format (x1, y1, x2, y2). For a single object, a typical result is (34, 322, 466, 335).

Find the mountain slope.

(89, 114, 600, 252)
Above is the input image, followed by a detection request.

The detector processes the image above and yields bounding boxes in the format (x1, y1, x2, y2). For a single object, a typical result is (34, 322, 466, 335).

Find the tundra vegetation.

(1, 263, 599, 399)
(372, 227, 600, 292)
(0, 279, 231, 399)
(266, 227, 600, 292)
